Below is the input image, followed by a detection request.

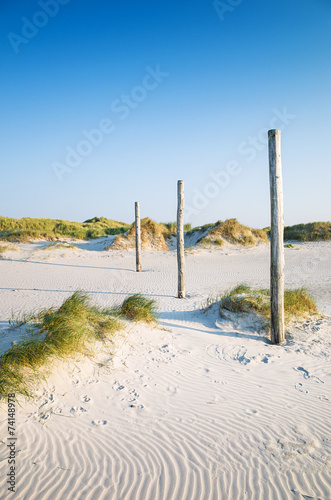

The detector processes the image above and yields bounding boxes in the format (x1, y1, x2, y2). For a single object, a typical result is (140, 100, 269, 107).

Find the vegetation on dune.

(188, 219, 268, 247)
(284, 222, 331, 242)
(0, 243, 19, 254)
(118, 294, 157, 324)
(162, 222, 192, 233)
(42, 242, 77, 250)
(199, 237, 224, 248)
(0, 292, 158, 398)
(0, 216, 130, 242)
(216, 284, 318, 327)
(190, 220, 331, 245)
(1, 216, 329, 245)
(108, 218, 171, 251)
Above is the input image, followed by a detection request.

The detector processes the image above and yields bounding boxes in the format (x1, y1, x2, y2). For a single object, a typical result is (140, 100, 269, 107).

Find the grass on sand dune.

(42, 242, 77, 250)
(205, 285, 318, 330)
(0, 292, 157, 399)
(0, 243, 19, 254)
(162, 222, 192, 233)
(0, 216, 130, 242)
(263, 222, 331, 242)
(284, 222, 331, 242)
(118, 294, 157, 324)
(188, 219, 268, 247)
(108, 218, 171, 251)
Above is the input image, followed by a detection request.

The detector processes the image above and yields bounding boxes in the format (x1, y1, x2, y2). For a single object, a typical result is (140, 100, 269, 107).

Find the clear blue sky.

(1, 0, 330, 228)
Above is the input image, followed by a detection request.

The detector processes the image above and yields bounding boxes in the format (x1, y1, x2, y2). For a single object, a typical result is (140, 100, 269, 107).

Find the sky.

(1, 0, 330, 228)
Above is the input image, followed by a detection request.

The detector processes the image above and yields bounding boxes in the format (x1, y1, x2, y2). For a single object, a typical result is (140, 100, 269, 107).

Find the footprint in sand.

(86, 379, 98, 385)
(128, 390, 139, 402)
(295, 383, 309, 394)
(112, 383, 125, 391)
(92, 419, 108, 425)
(38, 412, 51, 422)
(70, 406, 87, 415)
(294, 366, 324, 383)
(80, 395, 92, 403)
(166, 384, 178, 395)
(245, 409, 258, 415)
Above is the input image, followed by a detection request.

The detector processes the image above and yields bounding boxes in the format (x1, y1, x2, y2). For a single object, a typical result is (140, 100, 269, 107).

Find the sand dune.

(0, 241, 330, 499)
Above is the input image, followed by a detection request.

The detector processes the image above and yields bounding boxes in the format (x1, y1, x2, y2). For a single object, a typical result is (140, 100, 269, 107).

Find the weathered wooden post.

(135, 201, 142, 272)
(268, 129, 285, 344)
(177, 180, 185, 298)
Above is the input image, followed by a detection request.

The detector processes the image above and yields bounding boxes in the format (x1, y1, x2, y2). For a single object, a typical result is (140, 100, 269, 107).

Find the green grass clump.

(189, 219, 268, 247)
(109, 218, 171, 250)
(285, 243, 294, 248)
(198, 237, 224, 248)
(199, 237, 212, 248)
(0, 292, 159, 398)
(42, 242, 77, 250)
(283, 288, 318, 318)
(0, 292, 122, 398)
(162, 222, 192, 233)
(0, 244, 19, 253)
(0, 216, 130, 242)
(217, 284, 318, 325)
(119, 294, 157, 324)
(188, 222, 215, 233)
(209, 219, 268, 246)
(284, 222, 331, 242)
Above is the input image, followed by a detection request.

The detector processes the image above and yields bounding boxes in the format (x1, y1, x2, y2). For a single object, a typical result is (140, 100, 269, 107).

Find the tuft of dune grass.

(42, 242, 77, 250)
(189, 219, 268, 248)
(208, 219, 268, 246)
(217, 285, 318, 326)
(107, 218, 171, 251)
(115, 294, 157, 324)
(162, 222, 192, 233)
(0, 292, 122, 398)
(0, 291, 158, 399)
(0, 243, 19, 254)
(284, 222, 331, 242)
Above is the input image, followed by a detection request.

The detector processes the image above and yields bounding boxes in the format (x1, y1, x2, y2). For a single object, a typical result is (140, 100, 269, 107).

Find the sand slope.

(0, 241, 330, 499)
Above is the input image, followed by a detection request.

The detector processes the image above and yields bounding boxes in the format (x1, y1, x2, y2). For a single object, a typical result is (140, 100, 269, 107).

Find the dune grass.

(188, 219, 268, 247)
(114, 294, 157, 324)
(162, 222, 192, 233)
(109, 218, 171, 250)
(42, 242, 77, 250)
(0, 292, 157, 399)
(209, 219, 268, 246)
(0, 216, 130, 242)
(200, 237, 224, 248)
(0, 243, 19, 253)
(217, 284, 318, 325)
(284, 222, 331, 242)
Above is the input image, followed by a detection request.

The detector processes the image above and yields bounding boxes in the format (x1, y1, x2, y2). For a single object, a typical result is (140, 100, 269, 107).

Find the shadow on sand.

(158, 309, 271, 343)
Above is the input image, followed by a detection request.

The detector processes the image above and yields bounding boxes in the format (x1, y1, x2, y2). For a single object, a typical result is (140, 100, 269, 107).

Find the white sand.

(0, 240, 330, 499)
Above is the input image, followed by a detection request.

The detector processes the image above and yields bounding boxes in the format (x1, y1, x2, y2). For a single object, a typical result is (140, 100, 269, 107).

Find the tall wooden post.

(177, 180, 185, 298)
(268, 129, 285, 344)
(135, 201, 142, 272)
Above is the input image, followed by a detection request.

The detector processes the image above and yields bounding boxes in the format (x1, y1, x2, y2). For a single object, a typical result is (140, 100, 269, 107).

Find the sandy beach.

(0, 240, 330, 499)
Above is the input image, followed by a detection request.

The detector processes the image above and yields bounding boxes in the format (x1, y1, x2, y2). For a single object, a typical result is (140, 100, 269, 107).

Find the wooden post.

(177, 180, 185, 298)
(135, 201, 142, 272)
(268, 129, 285, 344)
